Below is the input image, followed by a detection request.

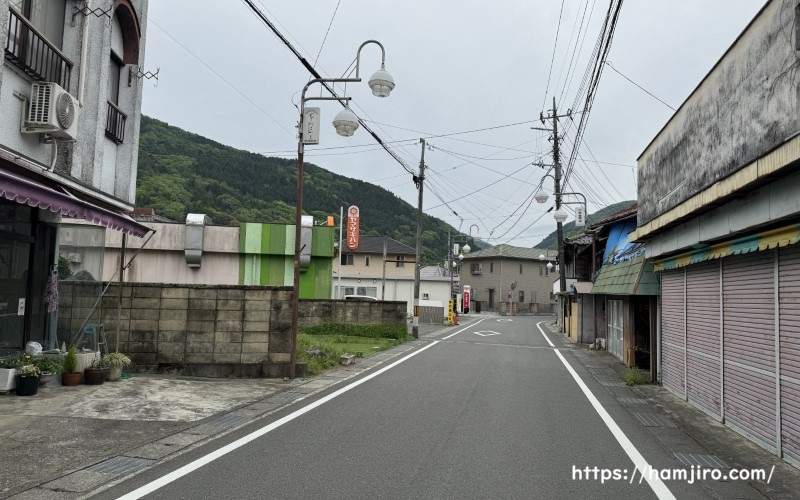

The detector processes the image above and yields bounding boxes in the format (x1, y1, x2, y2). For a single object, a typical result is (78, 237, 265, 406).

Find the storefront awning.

(0, 169, 151, 237)
(592, 254, 660, 296)
(653, 223, 800, 271)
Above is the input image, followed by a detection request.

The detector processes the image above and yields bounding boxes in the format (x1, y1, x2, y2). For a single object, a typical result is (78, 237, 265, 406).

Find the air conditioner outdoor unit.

(22, 82, 80, 141)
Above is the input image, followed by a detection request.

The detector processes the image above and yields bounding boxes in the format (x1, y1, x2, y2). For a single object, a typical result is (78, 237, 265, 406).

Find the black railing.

(105, 101, 127, 144)
(4, 8, 72, 89)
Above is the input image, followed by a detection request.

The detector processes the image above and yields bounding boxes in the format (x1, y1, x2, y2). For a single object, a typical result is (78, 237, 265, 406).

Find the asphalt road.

(99, 316, 711, 499)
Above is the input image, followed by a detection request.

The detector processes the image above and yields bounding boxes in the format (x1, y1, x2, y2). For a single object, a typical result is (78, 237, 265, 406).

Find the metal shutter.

(686, 261, 721, 417)
(723, 251, 777, 452)
(779, 245, 800, 466)
(661, 270, 685, 396)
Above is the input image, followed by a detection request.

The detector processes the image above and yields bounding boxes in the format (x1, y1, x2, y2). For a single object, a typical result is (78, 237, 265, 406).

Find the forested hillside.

(136, 116, 464, 265)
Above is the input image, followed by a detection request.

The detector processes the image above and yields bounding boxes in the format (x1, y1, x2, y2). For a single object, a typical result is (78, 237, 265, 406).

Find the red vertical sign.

(346, 205, 360, 250)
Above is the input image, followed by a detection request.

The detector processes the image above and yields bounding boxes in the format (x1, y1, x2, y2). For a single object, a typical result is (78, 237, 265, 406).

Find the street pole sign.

(463, 285, 471, 313)
(346, 205, 360, 250)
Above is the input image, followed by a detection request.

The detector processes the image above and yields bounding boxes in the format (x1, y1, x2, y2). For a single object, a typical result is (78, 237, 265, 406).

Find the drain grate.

(674, 453, 728, 469)
(618, 397, 649, 405)
(589, 368, 615, 376)
(209, 414, 250, 429)
(88, 456, 153, 476)
(632, 412, 676, 428)
(600, 381, 626, 387)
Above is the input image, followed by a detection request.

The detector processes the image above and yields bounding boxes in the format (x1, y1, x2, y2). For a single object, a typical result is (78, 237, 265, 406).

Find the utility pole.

(412, 139, 425, 339)
(552, 97, 567, 295)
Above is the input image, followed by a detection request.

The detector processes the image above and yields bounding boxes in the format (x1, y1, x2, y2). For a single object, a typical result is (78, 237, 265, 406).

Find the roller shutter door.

(780, 245, 800, 466)
(686, 261, 721, 417)
(723, 251, 777, 452)
(661, 270, 685, 397)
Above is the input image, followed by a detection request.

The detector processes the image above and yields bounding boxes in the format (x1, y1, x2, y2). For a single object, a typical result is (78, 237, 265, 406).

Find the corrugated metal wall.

(780, 245, 800, 466)
(722, 251, 777, 452)
(686, 261, 721, 417)
(661, 270, 685, 396)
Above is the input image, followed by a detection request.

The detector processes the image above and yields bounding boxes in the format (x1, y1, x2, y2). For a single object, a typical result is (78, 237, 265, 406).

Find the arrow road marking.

(474, 331, 501, 337)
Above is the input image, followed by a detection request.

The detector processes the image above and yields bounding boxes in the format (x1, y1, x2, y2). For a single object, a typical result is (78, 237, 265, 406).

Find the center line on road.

(535, 321, 676, 500)
(115, 341, 441, 500)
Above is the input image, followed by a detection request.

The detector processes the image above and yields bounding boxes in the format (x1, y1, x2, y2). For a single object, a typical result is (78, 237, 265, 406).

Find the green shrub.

(624, 367, 647, 386)
(300, 323, 408, 341)
(33, 356, 63, 374)
(63, 346, 78, 373)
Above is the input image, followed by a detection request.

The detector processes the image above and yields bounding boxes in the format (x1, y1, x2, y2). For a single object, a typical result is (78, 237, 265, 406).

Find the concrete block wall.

(58, 283, 407, 377)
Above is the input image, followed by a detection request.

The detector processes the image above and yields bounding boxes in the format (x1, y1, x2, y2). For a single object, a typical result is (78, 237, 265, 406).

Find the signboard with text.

(463, 285, 471, 313)
(301, 107, 320, 144)
(346, 205, 360, 250)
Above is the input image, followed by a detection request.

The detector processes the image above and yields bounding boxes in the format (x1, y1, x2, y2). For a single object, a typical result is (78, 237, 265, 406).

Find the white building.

(0, 1, 150, 351)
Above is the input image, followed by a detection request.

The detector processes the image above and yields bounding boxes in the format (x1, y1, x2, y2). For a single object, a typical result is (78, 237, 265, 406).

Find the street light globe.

(553, 209, 568, 223)
(458, 253, 464, 261)
(547, 262, 554, 270)
(462, 243, 471, 254)
(332, 106, 360, 136)
(538, 254, 546, 260)
(534, 189, 549, 204)
(368, 65, 395, 97)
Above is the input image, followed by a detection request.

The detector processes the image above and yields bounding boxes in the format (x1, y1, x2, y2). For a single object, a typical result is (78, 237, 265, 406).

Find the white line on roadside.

(115, 341, 441, 500)
(441, 317, 488, 340)
(535, 321, 676, 500)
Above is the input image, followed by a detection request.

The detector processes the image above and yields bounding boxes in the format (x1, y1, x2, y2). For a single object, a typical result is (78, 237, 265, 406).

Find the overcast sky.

(140, 1, 764, 248)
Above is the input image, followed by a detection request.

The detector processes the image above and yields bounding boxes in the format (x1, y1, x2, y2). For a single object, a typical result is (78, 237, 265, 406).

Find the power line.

(313, 0, 341, 66)
(605, 61, 675, 111)
(541, 0, 567, 111)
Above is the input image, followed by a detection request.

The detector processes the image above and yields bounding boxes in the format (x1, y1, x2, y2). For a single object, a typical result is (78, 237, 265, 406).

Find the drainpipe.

(77, 0, 91, 104)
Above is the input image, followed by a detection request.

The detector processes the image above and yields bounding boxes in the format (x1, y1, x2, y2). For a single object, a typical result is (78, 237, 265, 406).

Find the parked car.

(343, 295, 378, 301)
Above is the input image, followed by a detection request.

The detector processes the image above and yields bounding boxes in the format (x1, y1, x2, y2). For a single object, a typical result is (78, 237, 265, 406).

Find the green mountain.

(534, 200, 636, 249)
(136, 116, 467, 265)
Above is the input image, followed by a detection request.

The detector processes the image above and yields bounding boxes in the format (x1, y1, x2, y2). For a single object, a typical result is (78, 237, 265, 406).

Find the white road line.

(116, 341, 441, 500)
(441, 317, 488, 340)
(535, 321, 676, 500)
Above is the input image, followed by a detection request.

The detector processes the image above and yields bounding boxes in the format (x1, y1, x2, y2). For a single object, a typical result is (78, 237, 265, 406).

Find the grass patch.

(301, 322, 409, 341)
(624, 367, 648, 386)
(296, 323, 409, 375)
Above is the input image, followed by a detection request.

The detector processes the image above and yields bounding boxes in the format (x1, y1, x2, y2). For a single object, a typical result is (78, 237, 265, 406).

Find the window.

(340, 253, 354, 265)
(395, 255, 405, 268)
(540, 265, 549, 276)
(365, 255, 370, 267)
(490, 262, 494, 273)
(5, 0, 71, 88)
(105, 50, 127, 143)
(519, 264, 523, 274)
(519, 291, 524, 303)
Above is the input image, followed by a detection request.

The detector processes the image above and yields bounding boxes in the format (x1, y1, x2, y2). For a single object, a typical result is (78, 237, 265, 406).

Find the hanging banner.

(346, 205, 360, 250)
(463, 285, 471, 314)
(301, 107, 320, 144)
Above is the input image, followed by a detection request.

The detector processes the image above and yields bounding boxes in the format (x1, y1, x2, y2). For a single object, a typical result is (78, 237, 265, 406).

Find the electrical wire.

(605, 61, 675, 111)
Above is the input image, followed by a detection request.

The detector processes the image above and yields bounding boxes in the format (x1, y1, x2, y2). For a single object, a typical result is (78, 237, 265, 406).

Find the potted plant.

(101, 352, 131, 382)
(15, 363, 41, 396)
(62, 345, 81, 386)
(0, 353, 21, 393)
(84, 358, 107, 385)
(33, 356, 63, 386)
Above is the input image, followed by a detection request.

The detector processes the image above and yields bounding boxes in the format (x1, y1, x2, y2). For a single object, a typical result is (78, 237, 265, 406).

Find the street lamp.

(468, 224, 481, 242)
(290, 40, 395, 379)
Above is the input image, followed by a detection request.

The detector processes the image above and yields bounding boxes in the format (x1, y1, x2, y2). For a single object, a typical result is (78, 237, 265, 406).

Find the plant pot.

(106, 365, 123, 382)
(39, 372, 56, 386)
(15, 376, 39, 396)
(62, 372, 82, 386)
(0, 368, 17, 393)
(84, 368, 107, 385)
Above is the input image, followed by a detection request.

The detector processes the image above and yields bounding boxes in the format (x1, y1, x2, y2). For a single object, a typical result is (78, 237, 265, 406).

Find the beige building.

(460, 244, 556, 314)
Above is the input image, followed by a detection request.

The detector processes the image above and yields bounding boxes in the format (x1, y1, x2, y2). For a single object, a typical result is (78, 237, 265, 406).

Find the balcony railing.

(4, 8, 72, 89)
(105, 101, 127, 144)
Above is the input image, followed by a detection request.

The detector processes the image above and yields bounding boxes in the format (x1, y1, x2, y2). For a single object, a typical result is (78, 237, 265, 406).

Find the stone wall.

(58, 282, 407, 377)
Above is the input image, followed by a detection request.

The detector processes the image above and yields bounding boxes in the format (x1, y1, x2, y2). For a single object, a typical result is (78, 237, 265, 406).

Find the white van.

(343, 295, 378, 301)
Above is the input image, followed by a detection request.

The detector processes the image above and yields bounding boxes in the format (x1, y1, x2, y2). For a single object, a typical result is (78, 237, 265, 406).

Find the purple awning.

(0, 169, 151, 237)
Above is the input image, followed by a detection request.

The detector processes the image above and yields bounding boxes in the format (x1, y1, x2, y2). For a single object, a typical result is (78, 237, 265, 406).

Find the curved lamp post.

(290, 40, 395, 379)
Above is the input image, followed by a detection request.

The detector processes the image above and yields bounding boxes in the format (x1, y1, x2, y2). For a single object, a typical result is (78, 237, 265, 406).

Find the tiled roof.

(420, 265, 458, 279)
(462, 244, 554, 261)
(343, 236, 415, 255)
(565, 233, 593, 245)
(592, 254, 659, 296)
(592, 203, 637, 227)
